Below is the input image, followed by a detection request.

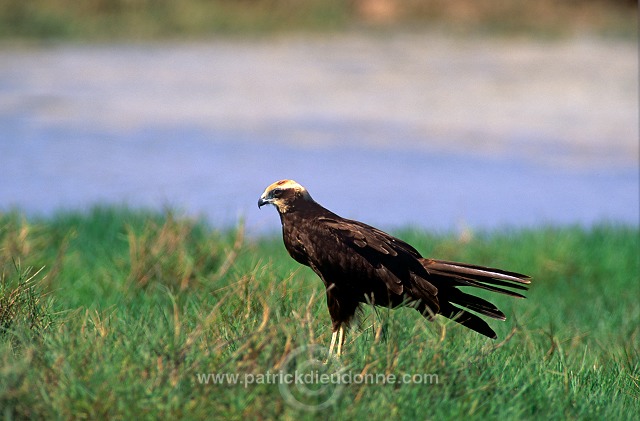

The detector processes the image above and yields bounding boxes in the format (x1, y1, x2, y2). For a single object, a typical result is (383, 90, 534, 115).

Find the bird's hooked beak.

(257, 193, 272, 209)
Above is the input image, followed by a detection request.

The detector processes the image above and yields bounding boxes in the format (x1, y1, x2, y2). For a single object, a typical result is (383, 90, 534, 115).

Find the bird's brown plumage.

(258, 179, 531, 342)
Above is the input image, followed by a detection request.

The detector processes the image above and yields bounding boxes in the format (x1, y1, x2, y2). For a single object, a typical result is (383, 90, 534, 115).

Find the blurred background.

(0, 0, 637, 234)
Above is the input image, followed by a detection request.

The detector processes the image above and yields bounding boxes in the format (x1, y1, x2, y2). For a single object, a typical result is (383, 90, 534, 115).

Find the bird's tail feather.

(439, 303, 498, 339)
(421, 258, 531, 298)
(418, 258, 531, 339)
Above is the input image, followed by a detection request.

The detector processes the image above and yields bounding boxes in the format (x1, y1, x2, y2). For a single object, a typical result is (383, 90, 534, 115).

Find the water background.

(1, 33, 637, 235)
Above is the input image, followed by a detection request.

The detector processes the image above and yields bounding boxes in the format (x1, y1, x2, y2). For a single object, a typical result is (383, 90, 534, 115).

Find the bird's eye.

(272, 188, 283, 197)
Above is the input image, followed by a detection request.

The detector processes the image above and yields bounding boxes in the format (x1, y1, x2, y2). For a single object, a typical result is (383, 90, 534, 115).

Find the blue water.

(1, 121, 637, 235)
(1, 39, 637, 235)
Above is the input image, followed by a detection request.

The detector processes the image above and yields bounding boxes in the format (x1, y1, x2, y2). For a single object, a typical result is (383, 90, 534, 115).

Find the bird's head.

(258, 179, 313, 213)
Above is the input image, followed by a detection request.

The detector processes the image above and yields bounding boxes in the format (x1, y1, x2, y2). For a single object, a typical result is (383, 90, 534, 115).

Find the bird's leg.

(336, 326, 345, 357)
(328, 330, 338, 357)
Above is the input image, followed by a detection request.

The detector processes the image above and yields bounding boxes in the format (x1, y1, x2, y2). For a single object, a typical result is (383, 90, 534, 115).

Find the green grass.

(1, 207, 638, 419)
(0, 0, 635, 40)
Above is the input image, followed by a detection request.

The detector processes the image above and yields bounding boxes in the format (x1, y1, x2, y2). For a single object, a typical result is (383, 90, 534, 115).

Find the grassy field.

(0, 0, 635, 40)
(0, 207, 638, 419)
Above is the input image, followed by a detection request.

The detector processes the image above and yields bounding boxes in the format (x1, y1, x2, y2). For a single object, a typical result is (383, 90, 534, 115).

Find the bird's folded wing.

(317, 217, 437, 299)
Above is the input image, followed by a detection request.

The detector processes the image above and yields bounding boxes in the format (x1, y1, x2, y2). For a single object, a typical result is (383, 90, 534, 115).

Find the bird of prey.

(258, 179, 531, 357)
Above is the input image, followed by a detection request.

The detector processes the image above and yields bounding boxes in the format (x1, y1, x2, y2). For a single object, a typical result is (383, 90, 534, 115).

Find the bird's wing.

(316, 216, 438, 302)
(319, 216, 422, 257)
